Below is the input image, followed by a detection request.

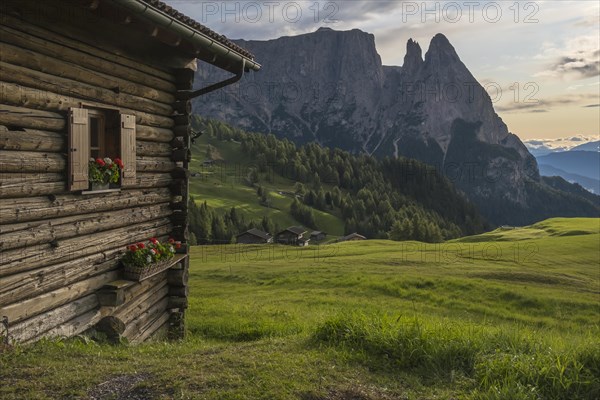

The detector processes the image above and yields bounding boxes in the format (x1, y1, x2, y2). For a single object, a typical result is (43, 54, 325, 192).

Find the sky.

(162, 0, 599, 141)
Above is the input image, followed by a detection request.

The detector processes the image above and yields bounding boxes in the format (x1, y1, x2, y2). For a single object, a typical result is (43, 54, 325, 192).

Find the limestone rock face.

(193, 28, 598, 224)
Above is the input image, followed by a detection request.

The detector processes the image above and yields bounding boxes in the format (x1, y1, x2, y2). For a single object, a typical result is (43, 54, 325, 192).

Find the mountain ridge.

(193, 28, 599, 225)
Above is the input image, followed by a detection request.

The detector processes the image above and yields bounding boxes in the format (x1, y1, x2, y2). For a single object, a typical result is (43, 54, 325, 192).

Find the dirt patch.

(87, 373, 156, 400)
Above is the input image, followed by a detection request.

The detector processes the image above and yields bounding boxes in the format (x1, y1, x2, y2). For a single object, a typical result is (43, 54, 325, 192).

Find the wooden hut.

(236, 229, 273, 245)
(0, 0, 259, 344)
(276, 226, 308, 246)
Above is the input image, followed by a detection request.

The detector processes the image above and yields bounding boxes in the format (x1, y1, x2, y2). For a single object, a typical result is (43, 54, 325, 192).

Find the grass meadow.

(1, 218, 599, 399)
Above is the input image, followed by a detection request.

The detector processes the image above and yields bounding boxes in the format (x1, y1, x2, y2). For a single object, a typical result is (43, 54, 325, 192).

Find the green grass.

(2, 218, 599, 399)
(188, 134, 346, 237)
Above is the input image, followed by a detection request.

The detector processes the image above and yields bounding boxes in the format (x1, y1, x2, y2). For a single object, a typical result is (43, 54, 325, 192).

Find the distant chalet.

(339, 233, 367, 242)
(0, 0, 259, 344)
(276, 226, 309, 246)
(310, 231, 327, 241)
(236, 228, 273, 244)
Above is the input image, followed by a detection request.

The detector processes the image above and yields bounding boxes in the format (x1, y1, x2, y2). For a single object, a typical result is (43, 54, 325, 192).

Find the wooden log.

(0, 17, 176, 91)
(0, 270, 119, 324)
(10, 294, 99, 342)
(129, 173, 173, 190)
(0, 105, 65, 131)
(171, 137, 186, 149)
(136, 157, 176, 173)
(0, 203, 172, 251)
(168, 296, 188, 310)
(0, 218, 172, 277)
(136, 125, 174, 143)
(168, 286, 189, 297)
(113, 280, 169, 325)
(0, 150, 65, 173)
(173, 68, 195, 90)
(0, 126, 65, 152)
(0, 61, 174, 116)
(0, 187, 173, 224)
(0, 81, 174, 129)
(167, 267, 189, 287)
(171, 167, 190, 180)
(95, 316, 126, 343)
(24, 307, 102, 344)
(172, 148, 191, 163)
(170, 179, 186, 196)
(173, 101, 191, 115)
(0, 42, 175, 104)
(123, 297, 169, 340)
(168, 310, 185, 340)
(172, 115, 190, 126)
(102, 273, 167, 311)
(173, 125, 191, 137)
(137, 140, 172, 157)
(131, 312, 170, 344)
(0, 173, 65, 198)
(0, 249, 122, 308)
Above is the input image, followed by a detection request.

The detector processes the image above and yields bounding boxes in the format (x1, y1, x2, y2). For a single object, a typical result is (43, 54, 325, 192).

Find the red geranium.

(137, 242, 145, 249)
(175, 242, 182, 249)
(114, 158, 124, 169)
(128, 245, 137, 252)
(95, 158, 106, 167)
(149, 237, 158, 244)
(168, 238, 175, 244)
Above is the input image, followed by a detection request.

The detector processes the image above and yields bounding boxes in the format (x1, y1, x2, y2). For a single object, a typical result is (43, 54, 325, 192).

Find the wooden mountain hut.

(0, 0, 260, 344)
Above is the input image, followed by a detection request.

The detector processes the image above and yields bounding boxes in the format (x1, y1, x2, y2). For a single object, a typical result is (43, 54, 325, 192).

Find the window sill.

(81, 188, 121, 195)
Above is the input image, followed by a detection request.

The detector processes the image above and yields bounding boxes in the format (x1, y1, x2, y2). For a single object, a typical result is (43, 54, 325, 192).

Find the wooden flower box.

(122, 254, 187, 282)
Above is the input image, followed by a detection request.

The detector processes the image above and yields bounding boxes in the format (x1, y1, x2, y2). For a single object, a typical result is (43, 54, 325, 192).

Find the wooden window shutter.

(68, 107, 89, 191)
(120, 114, 136, 186)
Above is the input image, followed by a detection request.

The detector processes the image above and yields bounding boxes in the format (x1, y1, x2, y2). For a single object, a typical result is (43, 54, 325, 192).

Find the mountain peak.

(425, 33, 460, 65)
(403, 38, 423, 73)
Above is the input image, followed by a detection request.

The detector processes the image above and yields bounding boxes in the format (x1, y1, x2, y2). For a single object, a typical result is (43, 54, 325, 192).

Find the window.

(68, 107, 136, 192)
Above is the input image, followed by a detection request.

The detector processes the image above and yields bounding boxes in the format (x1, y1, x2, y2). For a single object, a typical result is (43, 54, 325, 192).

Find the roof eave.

(112, 0, 261, 73)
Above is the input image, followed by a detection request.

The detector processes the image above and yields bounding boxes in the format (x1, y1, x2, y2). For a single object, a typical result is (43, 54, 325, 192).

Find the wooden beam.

(0, 105, 65, 131)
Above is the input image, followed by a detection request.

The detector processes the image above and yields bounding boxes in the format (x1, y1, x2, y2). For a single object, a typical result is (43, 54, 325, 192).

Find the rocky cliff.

(193, 28, 599, 225)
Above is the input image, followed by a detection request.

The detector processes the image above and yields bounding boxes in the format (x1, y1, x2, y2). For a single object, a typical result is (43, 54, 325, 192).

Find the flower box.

(122, 257, 174, 282)
(121, 238, 183, 282)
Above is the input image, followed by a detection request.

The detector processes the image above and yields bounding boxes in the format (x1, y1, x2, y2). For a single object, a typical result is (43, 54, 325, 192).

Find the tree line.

(192, 116, 487, 243)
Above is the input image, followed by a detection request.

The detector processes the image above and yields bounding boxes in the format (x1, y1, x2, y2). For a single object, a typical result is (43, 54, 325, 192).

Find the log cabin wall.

(0, 0, 193, 343)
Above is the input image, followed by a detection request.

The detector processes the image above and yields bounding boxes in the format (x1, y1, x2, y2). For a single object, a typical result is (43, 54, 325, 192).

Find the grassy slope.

(2, 218, 599, 399)
(188, 134, 346, 237)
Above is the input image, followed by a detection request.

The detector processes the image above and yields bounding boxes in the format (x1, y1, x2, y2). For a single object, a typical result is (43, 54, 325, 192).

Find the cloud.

(497, 93, 600, 113)
(584, 104, 600, 108)
(536, 36, 600, 80)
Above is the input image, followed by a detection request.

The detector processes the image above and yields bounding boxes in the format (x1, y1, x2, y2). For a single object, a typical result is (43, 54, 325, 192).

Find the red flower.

(175, 242, 182, 249)
(114, 158, 124, 169)
(168, 238, 175, 244)
(149, 237, 158, 244)
(137, 242, 145, 249)
(95, 158, 106, 167)
(128, 245, 137, 252)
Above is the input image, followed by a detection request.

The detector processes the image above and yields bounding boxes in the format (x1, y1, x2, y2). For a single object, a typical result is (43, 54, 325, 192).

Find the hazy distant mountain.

(193, 28, 599, 225)
(571, 141, 600, 152)
(538, 164, 600, 194)
(537, 151, 599, 181)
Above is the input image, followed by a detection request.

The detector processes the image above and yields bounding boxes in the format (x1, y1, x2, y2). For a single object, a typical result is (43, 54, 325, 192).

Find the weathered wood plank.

(123, 296, 169, 340)
(24, 308, 102, 344)
(0, 150, 65, 173)
(131, 312, 170, 344)
(0, 218, 172, 277)
(10, 294, 99, 342)
(0, 249, 122, 308)
(0, 105, 65, 131)
(0, 61, 174, 116)
(137, 141, 172, 157)
(136, 125, 174, 143)
(0, 270, 119, 324)
(0, 203, 172, 251)
(0, 126, 65, 151)
(0, 81, 174, 129)
(113, 280, 169, 326)
(136, 157, 176, 173)
(0, 187, 173, 224)
(0, 15, 176, 90)
(0, 41, 175, 104)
